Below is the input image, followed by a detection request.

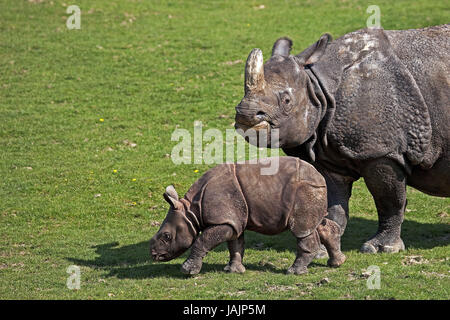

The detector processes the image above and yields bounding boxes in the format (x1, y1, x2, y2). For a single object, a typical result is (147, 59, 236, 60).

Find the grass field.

(0, 0, 449, 300)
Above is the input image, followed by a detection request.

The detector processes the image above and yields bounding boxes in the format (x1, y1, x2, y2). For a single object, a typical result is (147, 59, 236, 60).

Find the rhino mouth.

(151, 250, 171, 262)
(152, 253, 168, 262)
(234, 120, 271, 132)
(234, 120, 276, 147)
(152, 254, 172, 262)
(152, 249, 186, 262)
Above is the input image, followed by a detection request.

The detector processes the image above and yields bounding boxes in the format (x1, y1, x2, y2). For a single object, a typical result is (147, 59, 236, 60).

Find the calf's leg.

(287, 230, 320, 275)
(317, 218, 346, 267)
(224, 233, 246, 273)
(181, 224, 235, 275)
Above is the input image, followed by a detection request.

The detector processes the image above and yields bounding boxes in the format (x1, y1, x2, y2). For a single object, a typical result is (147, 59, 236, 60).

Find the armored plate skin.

(183, 157, 327, 238)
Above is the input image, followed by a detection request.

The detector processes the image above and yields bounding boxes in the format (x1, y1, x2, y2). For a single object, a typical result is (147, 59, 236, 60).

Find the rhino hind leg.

(181, 224, 235, 275)
(287, 230, 320, 275)
(224, 233, 246, 273)
(360, 158, 407, 254)
(317, 218, 346, 267)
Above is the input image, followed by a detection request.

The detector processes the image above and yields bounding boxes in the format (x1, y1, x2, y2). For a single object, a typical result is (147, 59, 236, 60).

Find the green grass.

(0, 0, 449, 300)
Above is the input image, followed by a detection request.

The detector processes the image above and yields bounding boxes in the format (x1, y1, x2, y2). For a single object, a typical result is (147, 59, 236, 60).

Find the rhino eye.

(162, 232, 172, 242)
(280, 92, 291, 105)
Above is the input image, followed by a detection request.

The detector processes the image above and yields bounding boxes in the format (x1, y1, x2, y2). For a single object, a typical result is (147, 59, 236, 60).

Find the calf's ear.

(163, 185, 179, 208)
(295, 33, 331, 65)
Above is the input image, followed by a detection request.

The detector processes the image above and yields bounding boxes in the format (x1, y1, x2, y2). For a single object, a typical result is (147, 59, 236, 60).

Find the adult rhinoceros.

(234, 25, 450, 253)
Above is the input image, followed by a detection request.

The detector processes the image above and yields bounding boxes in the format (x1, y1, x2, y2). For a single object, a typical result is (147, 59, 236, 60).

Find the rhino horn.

(271, 37, 293, 57)
(245, 48, 265, 93)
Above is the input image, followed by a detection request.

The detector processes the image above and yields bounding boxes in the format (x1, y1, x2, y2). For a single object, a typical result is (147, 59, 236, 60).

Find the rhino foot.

(286, 265, 308, 275)
(360, 237, 405, 254)
(181, 259, 202, 275)
(224, 262, 246, 273)
(327, 252, 346, 267)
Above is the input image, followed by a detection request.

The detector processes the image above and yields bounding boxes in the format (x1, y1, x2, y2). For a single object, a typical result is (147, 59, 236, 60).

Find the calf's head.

(149, 186, 196, 262)
(235, 34, 331, 148)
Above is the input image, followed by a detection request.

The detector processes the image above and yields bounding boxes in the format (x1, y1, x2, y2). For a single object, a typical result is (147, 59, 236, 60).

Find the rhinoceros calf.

(150, 157, 346, 275)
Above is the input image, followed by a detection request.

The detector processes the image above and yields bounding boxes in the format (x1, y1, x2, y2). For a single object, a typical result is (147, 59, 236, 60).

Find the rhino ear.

(163, 185, 179, 208)
(271, 37, 293, 57)
(295, 33, 332, 65)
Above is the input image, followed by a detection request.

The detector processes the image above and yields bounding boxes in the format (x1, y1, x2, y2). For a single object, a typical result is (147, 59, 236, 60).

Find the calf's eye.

(163, 233, 172, 241)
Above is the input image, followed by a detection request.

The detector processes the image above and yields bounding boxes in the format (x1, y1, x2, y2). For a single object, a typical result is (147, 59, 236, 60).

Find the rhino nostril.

(256, 111, 266, 119)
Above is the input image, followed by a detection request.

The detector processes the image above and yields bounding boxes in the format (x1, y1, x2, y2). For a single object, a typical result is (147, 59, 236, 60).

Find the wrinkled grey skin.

(150, 157, 346, 275)
(234, 25, 450, 254)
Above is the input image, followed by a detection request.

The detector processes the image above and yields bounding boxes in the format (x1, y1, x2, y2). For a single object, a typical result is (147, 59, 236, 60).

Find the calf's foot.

(182, 224, 236, 275)
(327, 252, 346, 267)
(286, 265, 308, 275)
(181, 258, 202, 275)
(224, 262, 246, 273)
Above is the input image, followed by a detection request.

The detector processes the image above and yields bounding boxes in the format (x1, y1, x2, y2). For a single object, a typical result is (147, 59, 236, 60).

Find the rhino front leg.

(360, 158, 406, 254)
(181, 224, 235, 275)
(313, 168, 353, 259)
(319, 169, 354, 235)
(224, 234, 246, 273)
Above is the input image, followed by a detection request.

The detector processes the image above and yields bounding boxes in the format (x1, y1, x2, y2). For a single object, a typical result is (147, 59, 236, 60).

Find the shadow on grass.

(67, 216, 448, 279)
(341, 216, 450, 252)
(67, 241, 291, 279)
